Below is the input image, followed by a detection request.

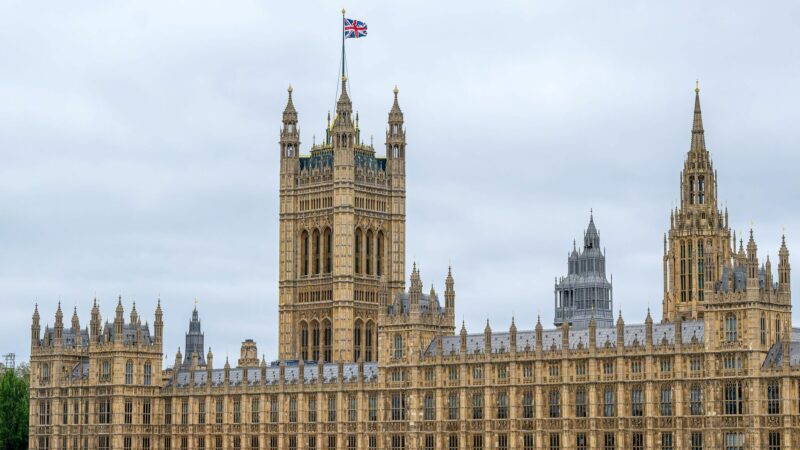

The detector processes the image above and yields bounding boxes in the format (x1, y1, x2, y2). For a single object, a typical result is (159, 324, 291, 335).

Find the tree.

(0, 369, 28, 450)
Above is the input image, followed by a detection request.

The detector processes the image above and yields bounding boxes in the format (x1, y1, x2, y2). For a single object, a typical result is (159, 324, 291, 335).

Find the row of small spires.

(31, 297, 164, 344)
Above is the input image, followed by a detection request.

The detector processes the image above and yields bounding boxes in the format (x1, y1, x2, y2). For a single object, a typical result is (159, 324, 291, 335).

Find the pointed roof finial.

(690, 81, 705, 153)
(695, 79, 699, 93)
(393, 85, 399, 96)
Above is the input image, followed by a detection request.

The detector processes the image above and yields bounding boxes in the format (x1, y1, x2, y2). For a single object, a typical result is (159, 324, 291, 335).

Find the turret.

(54, 302, 63, 344)
(386, 85, 405, 173)
(409, 263, 422, 311)
(280, 84, 300, 167)
(535, 316, 543, 353)
(459, 321, 467, 353)
(130, 303, 138, 326)
(778, 234, 791, 297)
(645, 309, 654, 349)
(71, 307, 80, 334)
(483, 320, 492, 354)
(509, 317, 517, 352)
(615, 311, 624, 349)
(207, 348, 214, 371)
(31, 304, 40, 346)
(114, 297, 124, 342)
(588, 314, 597, 351)
(746, 229, 759, 294)
(154, 299, 163, 345)
(90, 299, 100, 342)
(444, 266, 455, 318)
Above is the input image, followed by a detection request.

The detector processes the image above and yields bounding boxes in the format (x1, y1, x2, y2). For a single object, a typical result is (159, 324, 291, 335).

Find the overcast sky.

(2, 1, 800, 364)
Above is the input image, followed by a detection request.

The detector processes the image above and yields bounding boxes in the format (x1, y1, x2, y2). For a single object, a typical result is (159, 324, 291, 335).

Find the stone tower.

(182, 306, 205, 367)
(663, 85, 733, 321)
(277, 78, 407, 362)
(554, 213, 613, 328)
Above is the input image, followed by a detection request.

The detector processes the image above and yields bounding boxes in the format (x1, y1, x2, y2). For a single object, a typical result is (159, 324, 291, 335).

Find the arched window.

(125, 360, 133, 385)
(324, 228, 332, 274)
(313, 229, 321, 275)
(698, 176, 705, 204)
(725, 314, 737, 343)
(376, 231, 384, 277)
(144, 362, 152, 386)
(689, 176, 695, 205)
(300, 322, 309, 360)
(354, 229, 362, 274)
(393, 145, 399, 158)
(775, 318, 781, 343)
(365, 230, 373, 275)
(761, 315, 767, 345)
(311, 321, 320, 361)
(323, 320, 332, 363)
(301, 230, 309, 276)
(286, 144, 294, 157)
(354, 320, 362, 362)
(394, 334, 403, 359)
(41, 363, 50, 383)
(365, 321, 374, 362)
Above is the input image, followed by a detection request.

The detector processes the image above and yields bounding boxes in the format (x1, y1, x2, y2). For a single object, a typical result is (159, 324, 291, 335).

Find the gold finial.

(342, 75, 347, 82)
(194, 298, 199, 306)
(695, 79, 699, 93)
(287, 84, 293, 93)
(393, 85, 399, 95)
(342, 8, 346, 15)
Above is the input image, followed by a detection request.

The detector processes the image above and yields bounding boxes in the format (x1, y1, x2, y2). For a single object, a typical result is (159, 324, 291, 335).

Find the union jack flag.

(344, 18, 368, 39)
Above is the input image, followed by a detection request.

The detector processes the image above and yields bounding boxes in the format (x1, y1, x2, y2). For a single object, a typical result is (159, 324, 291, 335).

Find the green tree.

(0, 369, 28, 450)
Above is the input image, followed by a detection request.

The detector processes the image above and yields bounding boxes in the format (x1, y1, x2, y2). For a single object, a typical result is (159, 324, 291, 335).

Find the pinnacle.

(689, 83, 706, 154)
(283, 84, 297, 115)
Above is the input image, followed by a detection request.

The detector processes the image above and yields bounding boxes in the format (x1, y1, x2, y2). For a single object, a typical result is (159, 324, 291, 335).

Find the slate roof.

(762, 341, 800, 367)
(424, 321, 705, 356)
(388, 292, 443, 316)
(166, 361, 379, 388)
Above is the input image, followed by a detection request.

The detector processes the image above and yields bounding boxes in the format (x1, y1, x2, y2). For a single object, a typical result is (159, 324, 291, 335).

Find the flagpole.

(341, 8, 346, 80)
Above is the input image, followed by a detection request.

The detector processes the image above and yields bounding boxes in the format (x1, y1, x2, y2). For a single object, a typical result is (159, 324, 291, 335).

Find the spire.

(130, 302, 138, 324)
(389, 85, 403, 117)
(55, 302, 63, 327)
(690, 81, 706, 154)
(283, 84, 297, 115)
(584, 211, 600, 249)
(71, 307, 80, 331)
(336, 75, 352, 115)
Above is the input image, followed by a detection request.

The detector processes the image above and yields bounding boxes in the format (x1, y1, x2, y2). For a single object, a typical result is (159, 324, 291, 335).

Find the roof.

(388, 292, 443, 316)
(166, 361, 379, 388)
(762, 341, 800, 367)
(425, 320, 705, 356)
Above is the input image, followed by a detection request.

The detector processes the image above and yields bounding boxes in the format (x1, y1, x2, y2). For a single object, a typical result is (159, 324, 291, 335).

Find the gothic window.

(575, 387, 587, 417)
(354, 229, 362, 274)
(365, 321, 374, 361)
(252, 397, 260, 424)
(548, 389, 560, 418)
(125, 360, 133, 385)
(472, 393, 483, 419)
(631, 386, 643, 417)
(522, 391, 534, 419)
(394, 334, 403, 359)
(723, 432, 744, 450)
(144, 362, 152, 386)
(690, 433, 703, 450)
(392, 145, 399, 158)
(301, 231, 309, 276)
(680, 242, 687, 302)
(660, 386, 673, 416)
(767, 380, 780, 414)
(311, 321, 320, 361)
(313, 229, 320, 275)
(603, 388, 615, 417)
(689, 176, 695, 204)
(698, 176, 705, 204)
(496, 391, 508, 419)
(300, 322, 309, 360)
(761, 315, 767, 345)
(690, 384, 703, 415)
(775, 318, 781, 344)
(286, 144, 294, 157)
(723, 381, 743, 415)
(366, 230, 373, 275)
(697, 241, 704, 301)
(376, 231, 384, 276)
(323, 320, 332, 362)
(324, 228, 332, 274)
(725, 314, 738, 343)
(391, 393, 406, 421)
(423, 393, 435, 421)
(307, 397, 316, 422)
(41, 363, 50, 383)
(447, 392, 459, 420)
(354, 320, 362, 362)
(687, 241, 693, 298)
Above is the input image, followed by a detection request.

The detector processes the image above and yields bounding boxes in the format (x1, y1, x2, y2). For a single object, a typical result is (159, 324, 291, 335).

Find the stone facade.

(28, 83, 800, 450)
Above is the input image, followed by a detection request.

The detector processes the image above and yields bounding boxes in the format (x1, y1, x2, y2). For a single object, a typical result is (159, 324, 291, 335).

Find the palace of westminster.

(27, 71, 800, 450)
